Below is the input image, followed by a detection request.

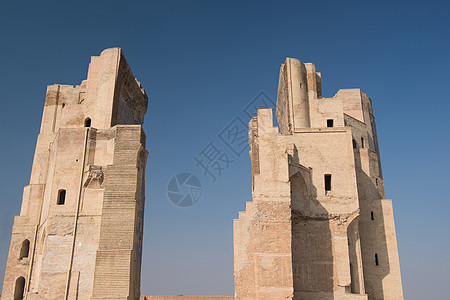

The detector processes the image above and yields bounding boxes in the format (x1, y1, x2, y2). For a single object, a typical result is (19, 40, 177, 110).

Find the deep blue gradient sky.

(0, 1, 449, 298)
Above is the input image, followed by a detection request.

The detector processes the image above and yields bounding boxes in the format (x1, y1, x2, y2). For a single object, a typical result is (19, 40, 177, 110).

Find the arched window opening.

(361, 137, 365, 148)
(327, 119, 334, 127)
(324, 174, 332, 192)
(290, 172, 309, 212)
(57, 189, 66, 205)
(375, 253, 379, 266)
(352, 139, 357, 148)
(14, 276, 25, 300)
(19, 240, 30, 260)
(84, 117, 91, 127)
(347, 217, 363, 294)
(371, 211, 374, 220)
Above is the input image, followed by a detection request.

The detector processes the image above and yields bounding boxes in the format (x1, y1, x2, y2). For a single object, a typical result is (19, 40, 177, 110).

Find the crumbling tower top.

(41, 48, 148, 135)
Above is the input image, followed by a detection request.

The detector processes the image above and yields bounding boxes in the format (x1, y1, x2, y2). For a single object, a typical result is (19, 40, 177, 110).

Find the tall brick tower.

(1, 48, 148, 300)
(234, 58, 403, 299)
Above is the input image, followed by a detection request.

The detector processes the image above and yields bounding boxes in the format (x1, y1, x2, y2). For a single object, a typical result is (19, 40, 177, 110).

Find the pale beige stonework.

(1, 48, 148, 300)
(140, 297, 234, 300)
(233, 58, 404, 300)
(2, 52, 403, 300)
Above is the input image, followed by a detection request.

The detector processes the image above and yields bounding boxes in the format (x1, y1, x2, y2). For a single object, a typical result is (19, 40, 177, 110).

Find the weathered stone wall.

(141, 297, 234, 300)
(1, 48, 148, 300)
(234, 58, 403, 300)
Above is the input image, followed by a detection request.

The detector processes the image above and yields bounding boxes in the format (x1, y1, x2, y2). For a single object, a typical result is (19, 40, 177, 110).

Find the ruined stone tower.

(234, 58, 403, 300)
(1, 48, 148, 300)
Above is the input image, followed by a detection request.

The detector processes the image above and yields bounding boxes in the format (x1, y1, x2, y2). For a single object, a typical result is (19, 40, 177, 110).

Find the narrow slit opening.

(324, 174, 332, 192)
(57, 189, 66, 205)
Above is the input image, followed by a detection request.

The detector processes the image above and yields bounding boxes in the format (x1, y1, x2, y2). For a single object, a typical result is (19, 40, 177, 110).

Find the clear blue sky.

(0, 0, 449, 298)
